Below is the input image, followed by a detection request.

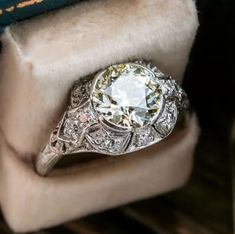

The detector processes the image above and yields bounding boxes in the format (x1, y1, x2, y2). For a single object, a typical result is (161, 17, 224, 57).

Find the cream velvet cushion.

(0, 0, 199, 232)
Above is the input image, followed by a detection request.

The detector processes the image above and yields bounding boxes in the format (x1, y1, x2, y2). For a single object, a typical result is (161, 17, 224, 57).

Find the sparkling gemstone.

(91, 63, 163, 128)
(63, 117, 81, 141)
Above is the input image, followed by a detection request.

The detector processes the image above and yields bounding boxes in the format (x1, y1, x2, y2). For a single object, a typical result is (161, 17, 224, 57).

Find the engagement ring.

(35, 61, 189, 176)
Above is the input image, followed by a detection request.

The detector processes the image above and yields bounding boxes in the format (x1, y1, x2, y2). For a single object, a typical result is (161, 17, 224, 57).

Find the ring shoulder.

(159, 76, 189, 114)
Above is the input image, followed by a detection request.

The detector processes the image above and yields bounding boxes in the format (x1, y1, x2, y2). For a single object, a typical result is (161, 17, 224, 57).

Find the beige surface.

(0, 0, 199, 232)
(0, 117, 199, 232)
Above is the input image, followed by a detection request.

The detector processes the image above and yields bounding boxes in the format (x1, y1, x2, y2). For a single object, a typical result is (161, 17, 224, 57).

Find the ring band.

(35, 61, 189, 176)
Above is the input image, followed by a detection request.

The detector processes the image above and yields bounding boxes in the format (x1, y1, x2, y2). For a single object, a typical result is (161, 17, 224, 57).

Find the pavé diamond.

(91, 63, 163, 128)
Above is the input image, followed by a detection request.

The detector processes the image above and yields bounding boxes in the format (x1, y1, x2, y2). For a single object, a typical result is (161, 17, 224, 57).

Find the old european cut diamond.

(91, 63, 163, 128)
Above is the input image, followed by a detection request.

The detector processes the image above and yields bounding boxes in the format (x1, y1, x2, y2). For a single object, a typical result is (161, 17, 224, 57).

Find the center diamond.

(91, 63, 163, 128)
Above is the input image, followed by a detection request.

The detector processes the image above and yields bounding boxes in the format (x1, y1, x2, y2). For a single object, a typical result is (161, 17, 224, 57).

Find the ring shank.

(35, 145, 62, 176)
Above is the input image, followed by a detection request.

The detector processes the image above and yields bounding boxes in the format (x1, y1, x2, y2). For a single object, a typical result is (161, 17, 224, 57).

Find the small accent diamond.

(86, 126, 130, 154)
(133, 126, 157, 148)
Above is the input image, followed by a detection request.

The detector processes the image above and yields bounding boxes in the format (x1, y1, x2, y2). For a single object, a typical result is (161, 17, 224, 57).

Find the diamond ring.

(35, 61, 189, 176)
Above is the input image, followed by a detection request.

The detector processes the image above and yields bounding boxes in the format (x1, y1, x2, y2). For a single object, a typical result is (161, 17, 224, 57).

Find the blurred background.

(0, 0, 234, 233)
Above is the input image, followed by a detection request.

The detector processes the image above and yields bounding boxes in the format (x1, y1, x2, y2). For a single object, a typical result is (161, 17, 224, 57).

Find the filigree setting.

(41, 61, 188, 161)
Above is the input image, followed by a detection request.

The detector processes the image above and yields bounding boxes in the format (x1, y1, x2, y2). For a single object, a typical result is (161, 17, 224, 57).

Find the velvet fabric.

(0, 0, 199, 232)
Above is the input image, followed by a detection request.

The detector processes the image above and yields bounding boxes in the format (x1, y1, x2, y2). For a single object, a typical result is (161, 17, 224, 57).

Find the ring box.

(0, 0, 199, 232)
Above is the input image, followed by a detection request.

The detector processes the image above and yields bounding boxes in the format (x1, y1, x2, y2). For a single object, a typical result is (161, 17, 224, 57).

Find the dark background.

(185, 0, 235, 136)
(0, 0, 234, 233)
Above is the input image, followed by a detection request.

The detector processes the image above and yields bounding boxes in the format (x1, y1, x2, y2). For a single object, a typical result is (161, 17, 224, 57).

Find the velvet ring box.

(0, 0, 199, 232)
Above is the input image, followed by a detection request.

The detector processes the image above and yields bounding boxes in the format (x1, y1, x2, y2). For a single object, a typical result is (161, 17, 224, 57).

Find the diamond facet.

(91, 63, 163, 128)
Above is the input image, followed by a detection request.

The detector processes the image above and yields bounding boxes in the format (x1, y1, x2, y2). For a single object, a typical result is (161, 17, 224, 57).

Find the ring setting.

(36, 61, 189, 176)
